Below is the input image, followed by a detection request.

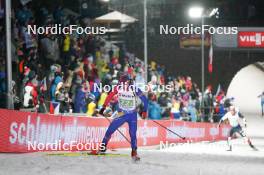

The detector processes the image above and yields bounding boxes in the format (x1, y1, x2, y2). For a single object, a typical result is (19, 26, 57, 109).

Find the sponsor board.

(0, 109, 230, 152)
(238, 31, 264, 47)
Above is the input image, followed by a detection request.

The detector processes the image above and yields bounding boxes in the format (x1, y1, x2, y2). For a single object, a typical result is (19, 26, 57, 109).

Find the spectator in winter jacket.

(185, 77, 192, 91)
(63, 34, 71, 65)
(171, 97, 181, 119)
(148, 93, 161, 119)
(158, 93, 168, 107)
(24, 71, 38, 107)
(74, 82, 89, 113)
(188, 101, 197, 122)
(87, 94, 96, 116)
(148, 100, 162, 120)
(23, 85, 33, 107)
(135, 71, 145, 92)
(40, 35, 60, 64)
(16, 5, 33, 25)
(50, 73, 62, 101)
(98, 91, 108, 109)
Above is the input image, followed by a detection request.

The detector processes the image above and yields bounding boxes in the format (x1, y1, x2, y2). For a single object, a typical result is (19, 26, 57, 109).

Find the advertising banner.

(238, 31, 264, 48)
(0, 109, 230, 152)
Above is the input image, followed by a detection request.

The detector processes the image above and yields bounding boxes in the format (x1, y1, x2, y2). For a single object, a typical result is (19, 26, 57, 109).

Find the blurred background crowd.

(0, 2, 232, 123)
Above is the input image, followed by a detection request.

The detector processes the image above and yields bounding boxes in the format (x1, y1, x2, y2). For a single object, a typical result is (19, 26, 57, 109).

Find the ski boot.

(248, 139, 258, 151)
(90, 143, 107, 155)
(226, 145, 232, 151)
(131, 149, 140, 162)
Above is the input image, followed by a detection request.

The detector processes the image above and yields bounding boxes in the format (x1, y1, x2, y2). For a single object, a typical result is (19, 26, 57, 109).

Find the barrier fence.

(0, 109, 230, 153)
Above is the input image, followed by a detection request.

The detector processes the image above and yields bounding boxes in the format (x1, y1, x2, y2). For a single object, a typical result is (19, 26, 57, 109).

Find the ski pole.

(151, 120, 186, 140)
(96, 110, 131, 144)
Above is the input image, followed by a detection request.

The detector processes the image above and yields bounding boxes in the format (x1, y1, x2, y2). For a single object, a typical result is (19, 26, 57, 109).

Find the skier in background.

(257, 92, 264, 117)
(218, 105, 257, 151)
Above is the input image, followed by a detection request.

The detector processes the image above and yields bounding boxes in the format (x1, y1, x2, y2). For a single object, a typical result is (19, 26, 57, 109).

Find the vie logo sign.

(238, 31, 264, 47)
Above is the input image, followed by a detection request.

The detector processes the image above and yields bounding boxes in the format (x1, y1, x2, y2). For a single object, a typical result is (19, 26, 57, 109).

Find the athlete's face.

(119, 80, 129, 90)
(230, 109, 236, 115)
(123, 81, 129, 88)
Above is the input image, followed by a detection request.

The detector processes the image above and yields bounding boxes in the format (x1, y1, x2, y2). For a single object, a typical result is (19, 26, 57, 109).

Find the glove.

(99, 106, 106, 115)
(141, 111, 147, 119)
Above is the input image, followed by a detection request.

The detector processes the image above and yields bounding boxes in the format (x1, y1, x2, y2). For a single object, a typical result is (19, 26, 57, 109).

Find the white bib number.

(118, 91, 136, 111)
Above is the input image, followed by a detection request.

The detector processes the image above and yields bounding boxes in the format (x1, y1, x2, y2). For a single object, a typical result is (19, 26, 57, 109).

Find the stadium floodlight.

(188, 6, 204, 18)
(99, 0, 110, 2)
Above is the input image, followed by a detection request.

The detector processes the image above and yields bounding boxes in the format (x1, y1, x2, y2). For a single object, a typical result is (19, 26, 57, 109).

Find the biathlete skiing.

(97, 73, 148, 161)
(218, 105, 257, 151)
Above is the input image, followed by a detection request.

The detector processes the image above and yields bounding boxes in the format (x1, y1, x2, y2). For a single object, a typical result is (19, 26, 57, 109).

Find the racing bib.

(118, 91, 136, 111)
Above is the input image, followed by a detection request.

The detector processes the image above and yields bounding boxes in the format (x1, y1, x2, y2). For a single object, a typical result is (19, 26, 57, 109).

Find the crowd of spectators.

(0, 2, 229, 122)
(146, 68, 227, 122)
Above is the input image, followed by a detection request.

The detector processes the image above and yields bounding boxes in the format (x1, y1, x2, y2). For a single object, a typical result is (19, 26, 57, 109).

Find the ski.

(87, 152, 129, 157)
(46, 152, 129, 157)
(249, 143, 258, 151)
(132, 157, 141, 162)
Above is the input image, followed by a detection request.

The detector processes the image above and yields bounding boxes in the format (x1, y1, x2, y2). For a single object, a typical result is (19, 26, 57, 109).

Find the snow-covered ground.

(0, 114, 263, 175)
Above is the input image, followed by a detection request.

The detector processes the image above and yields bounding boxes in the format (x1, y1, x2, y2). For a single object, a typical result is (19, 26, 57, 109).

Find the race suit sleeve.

(238, 112, 247, 126)
(135, 87, 148, 112)
(221, 113, 228, 121)
(238, 112, 245, 118)
(103, 86, 118, 107)
(218, 113, 228, 126)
